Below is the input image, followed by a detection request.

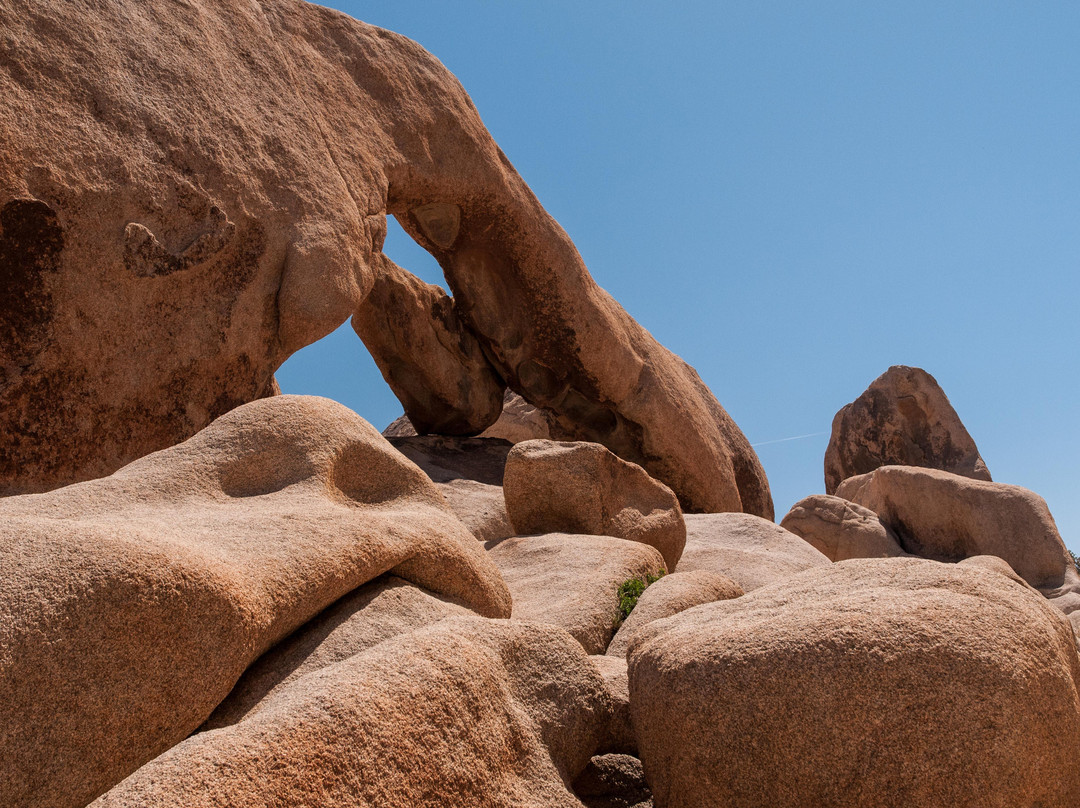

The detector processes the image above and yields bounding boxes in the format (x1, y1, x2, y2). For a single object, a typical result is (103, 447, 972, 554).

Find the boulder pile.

(1, 3, 1078, 807)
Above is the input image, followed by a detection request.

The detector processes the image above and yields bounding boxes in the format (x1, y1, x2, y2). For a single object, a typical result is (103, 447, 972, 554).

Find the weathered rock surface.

(353, 257, 505, 435)
(204, 574, 474, 729)
(0, 0, 771, 521)
(628, 558, 1080, 808)
(780, 494, 907, 561)
(589, 655, 635, 755)
(824, 365, 991, 494)
(487, 533, 667, 654)
(94, 618, 608, 808)
(388, 434, 514, 541)
(573, 754, 653, 808)
(676, 513, 830, 591)
(606, 570, 742, 658)
(504, 440, 686, 569)
(0, 395, 510, 808)
(837, 466, 1076, 598)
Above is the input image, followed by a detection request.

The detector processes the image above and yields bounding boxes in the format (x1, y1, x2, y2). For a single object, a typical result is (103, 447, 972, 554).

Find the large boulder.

(0, 395, 510, 808)
(824, 365, 991, 494)
(780, 494, 907, 561)
(204, 574, 474, 729)
(94, 618, 609, 808)
(837, 465, 1077, 599)
(388, 434, 514, 542)
(0, 0, 771, 519)
(676, 513, 830, 591)
(606, 570, 742, 658)
(628, 558, 1080, 808)
(487, 533, 667, 654)
(504, 440, 686, 570)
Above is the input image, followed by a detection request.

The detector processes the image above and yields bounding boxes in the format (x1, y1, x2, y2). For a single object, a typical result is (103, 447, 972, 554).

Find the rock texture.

(504, 440, 686, 570)
(0, 395, 510, 808)
(837, 466, 1075, 595)
(204, 574, 474, 729)
(676, 513, 830, 591)
(0, 0, 771, 520)
(824, 365, 991, 494)
(487, 533, 667, 654)
(780, 494, 907, 561)
(388, 435, 514, 541)
(94, 618, 609, 808)
(628, 558, 1080, 808)
(572, 754, 653, 808)
(353, 257, 505, 435)
(589, 655, 635, 755)
(606, 570, 742, 658)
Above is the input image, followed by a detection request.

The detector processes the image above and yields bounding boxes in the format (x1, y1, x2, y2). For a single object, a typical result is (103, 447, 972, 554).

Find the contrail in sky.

(751, 431, 829, 448)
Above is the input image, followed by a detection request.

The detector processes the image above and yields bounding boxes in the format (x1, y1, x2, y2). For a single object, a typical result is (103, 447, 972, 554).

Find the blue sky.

(280, 2, 1079, 553)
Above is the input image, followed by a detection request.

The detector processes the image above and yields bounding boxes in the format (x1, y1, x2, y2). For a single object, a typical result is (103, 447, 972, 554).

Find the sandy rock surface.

(0, 0, 770, 520)
(838, 465, 1075, 595)
(487, 533, 667, 654)
(204, 574, 475, 729)
(589, 655, 635, 755)
(505, 440, 686, 569)
(606, 570, 742, 658)
(0, 395, 510, 808)
(388, 434, 514, 541)
(676, 513, 830, 591)
(780, 494, 907, 561)
(825, 365, 991, 493)
(94, 618, 609, 808)
(628, 558, 1080, 808)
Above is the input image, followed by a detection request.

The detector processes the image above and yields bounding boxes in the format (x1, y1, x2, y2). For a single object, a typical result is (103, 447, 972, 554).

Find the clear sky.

(279, 2, 1079, 553)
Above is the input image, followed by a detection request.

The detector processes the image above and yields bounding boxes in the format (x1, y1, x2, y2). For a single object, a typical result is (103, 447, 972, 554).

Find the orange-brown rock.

(0, 395, 510, 808)
(487, 533, 667, 654)
(0, 0, 771, 520)
(94, 618, 609, 808)
(388, 434, 514, 542)
(589, 655, 635, 755)
(780, 494, 907, 561)
(824, 365, 991, 494)
(837, 465, 1075, 596)
(504, 440, 686, 569)
(353, 258, 505, 435)
(628, 558, 1080, 808)
(676, 513, 830, 591)
(606, 570, 742, 658)
(204, 574, 475, 729)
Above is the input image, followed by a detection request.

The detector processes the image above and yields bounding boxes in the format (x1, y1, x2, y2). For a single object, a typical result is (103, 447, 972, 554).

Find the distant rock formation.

(824, 365, 991, 494)
(0, 0, 771, 518)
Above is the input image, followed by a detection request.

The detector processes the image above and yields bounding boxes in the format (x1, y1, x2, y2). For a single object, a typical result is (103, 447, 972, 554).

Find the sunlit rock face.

(0, 0, 770, 517)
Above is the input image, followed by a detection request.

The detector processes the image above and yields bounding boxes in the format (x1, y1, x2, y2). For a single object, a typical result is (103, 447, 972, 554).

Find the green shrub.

(1071, 550, 1080, 574)
(614, 571, 665, 627)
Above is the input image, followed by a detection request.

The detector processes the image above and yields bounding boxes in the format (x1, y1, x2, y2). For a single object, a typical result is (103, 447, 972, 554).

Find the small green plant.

(614, 571, 665, 628)
(1071, 550, 1080, 574)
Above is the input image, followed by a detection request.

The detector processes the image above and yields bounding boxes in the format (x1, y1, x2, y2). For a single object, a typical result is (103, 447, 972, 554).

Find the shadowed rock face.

(0, 0, 771, 517)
